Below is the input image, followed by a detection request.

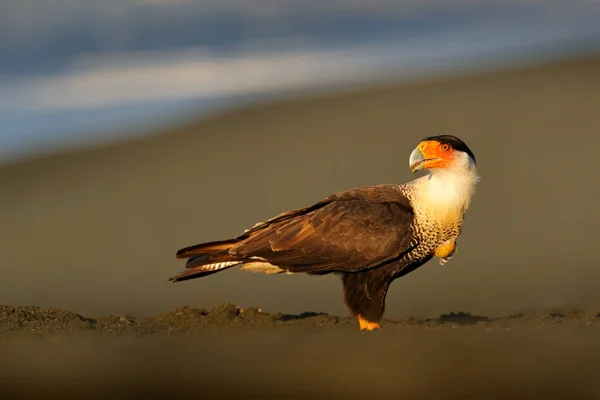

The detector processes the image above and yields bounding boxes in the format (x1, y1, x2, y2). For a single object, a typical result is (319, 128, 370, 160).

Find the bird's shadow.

(276, 312, 329, 322)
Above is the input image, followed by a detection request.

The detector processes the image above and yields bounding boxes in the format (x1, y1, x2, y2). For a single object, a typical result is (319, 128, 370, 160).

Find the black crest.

(422, 134, 476, 164)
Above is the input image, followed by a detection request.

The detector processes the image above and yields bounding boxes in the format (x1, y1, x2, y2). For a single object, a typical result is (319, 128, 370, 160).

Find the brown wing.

(228, 185, 418, 274)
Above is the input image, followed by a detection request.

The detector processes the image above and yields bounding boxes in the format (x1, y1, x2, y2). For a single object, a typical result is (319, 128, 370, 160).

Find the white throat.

(413, 162, 480, 221)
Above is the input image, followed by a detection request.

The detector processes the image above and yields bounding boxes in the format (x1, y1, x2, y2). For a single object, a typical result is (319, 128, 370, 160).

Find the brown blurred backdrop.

(2, 54, 600, 319)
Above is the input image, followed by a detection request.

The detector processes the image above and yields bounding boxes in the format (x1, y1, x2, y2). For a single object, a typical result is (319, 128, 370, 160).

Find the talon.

(358, 315, 380, 331)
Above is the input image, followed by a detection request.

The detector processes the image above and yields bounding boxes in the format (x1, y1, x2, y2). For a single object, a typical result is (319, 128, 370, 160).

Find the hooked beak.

(409, 147, 427, 173)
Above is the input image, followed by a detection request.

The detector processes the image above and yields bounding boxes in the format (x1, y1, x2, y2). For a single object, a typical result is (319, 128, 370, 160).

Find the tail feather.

(169, 260, 242, 282)
(175, 238, 240, 259)
(171, 238, 244, 282)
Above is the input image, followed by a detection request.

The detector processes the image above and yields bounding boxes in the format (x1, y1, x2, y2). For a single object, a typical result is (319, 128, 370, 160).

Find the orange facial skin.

(417, 140, 455, 170)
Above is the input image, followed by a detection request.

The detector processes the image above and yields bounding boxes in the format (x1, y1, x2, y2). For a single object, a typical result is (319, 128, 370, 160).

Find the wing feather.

(229, 185, 417, 273)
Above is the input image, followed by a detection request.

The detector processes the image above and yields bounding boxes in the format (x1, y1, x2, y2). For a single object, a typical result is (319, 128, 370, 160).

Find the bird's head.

(409, 135, 476, 174)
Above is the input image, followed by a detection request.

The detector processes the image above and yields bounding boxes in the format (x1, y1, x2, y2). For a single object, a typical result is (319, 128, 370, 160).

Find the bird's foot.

(439, 256, 452, 266)
(357, 315, 380, 331)
(435, 239, 457, 266)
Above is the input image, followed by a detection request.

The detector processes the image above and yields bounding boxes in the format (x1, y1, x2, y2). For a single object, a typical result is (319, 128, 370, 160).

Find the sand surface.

(1, 303, 600, 399)
(2, 53, 600, 399)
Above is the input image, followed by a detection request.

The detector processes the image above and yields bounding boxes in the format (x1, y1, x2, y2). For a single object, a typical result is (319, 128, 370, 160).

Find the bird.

(170, 135, 480, 331)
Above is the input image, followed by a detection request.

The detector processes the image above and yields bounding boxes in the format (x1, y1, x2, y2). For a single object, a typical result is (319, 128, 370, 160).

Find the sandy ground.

(3, 53, 600, 399)
(1, 303, 599, 399)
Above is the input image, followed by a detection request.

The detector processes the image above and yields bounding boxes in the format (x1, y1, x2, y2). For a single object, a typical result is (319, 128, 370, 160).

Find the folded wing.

(227, 185, 418, 274)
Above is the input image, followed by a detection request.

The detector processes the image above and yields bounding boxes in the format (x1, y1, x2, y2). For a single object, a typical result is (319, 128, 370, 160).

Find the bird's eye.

(440, 143, 451, 152)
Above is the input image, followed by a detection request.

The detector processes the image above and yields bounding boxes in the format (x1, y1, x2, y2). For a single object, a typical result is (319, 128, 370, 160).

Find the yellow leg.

(357, 315, 381, 331)
(434, 239, 457, 265)
(434, 238, 456, 259)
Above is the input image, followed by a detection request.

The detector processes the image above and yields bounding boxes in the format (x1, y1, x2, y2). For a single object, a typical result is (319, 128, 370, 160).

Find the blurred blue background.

(2, 0, 600, 164)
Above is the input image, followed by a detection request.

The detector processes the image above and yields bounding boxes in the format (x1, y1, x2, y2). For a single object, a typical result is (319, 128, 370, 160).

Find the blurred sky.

(2, 0, 600, 163)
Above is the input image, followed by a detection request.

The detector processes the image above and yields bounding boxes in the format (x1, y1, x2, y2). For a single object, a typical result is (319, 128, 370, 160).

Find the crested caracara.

(170, 135, 479, 331)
